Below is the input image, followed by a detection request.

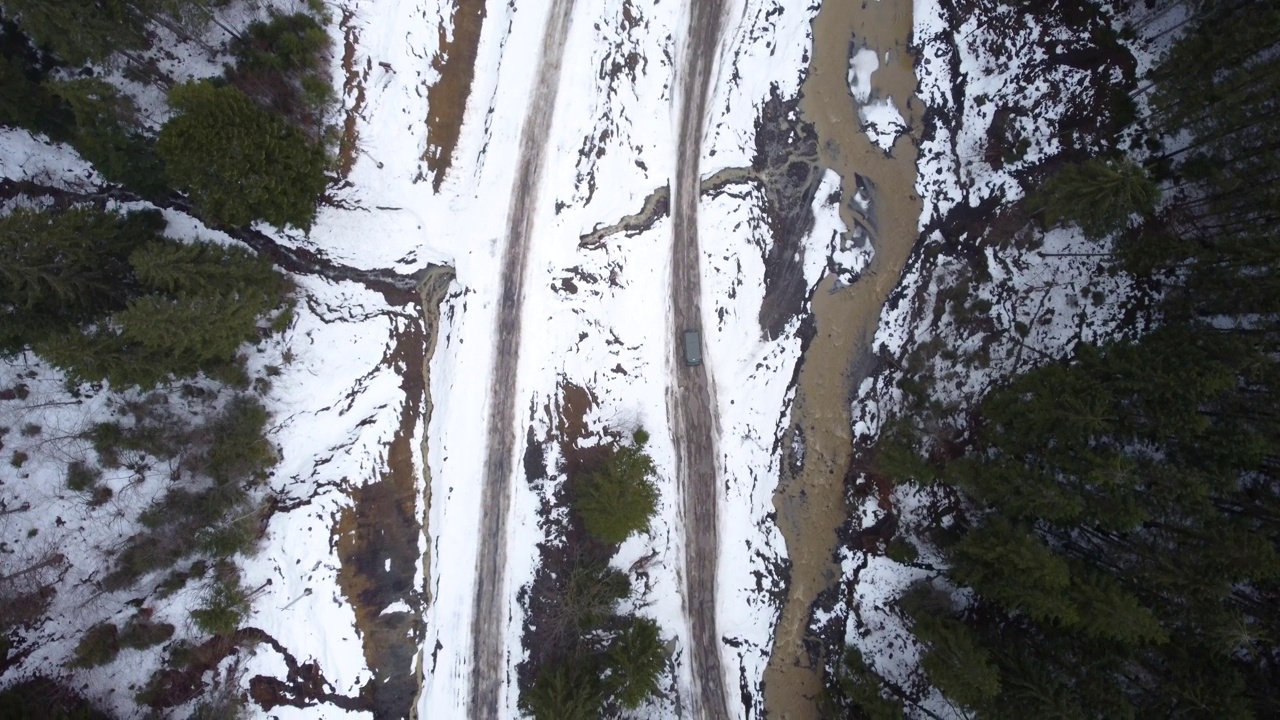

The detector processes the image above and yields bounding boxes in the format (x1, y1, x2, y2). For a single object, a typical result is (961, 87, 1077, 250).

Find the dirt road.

(670, 1, 730, 718)
(468, 1, 577, 717)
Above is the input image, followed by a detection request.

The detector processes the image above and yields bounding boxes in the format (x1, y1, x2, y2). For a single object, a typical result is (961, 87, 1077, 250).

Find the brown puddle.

(423, 0, 487, 191)
(763, 0, 924, 717)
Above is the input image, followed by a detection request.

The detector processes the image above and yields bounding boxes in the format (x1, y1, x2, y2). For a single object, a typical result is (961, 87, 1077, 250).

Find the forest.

(0, 0, 334, 715)
(832, 0, 1280, 717)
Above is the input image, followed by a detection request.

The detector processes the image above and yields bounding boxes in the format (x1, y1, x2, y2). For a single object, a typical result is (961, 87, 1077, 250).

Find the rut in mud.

(763, 0, 924, 717)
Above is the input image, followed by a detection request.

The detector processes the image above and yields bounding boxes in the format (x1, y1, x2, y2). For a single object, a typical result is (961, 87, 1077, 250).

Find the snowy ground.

(6, 0, 1154, 715)
(331, 0, 838, 716)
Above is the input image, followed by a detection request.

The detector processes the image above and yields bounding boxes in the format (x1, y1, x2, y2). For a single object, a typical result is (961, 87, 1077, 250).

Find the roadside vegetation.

(521, 427, 669, 719)
(828, 0, 1280, 717)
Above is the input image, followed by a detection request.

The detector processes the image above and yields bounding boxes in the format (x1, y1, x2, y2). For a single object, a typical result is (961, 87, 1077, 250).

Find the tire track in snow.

(671, 0, 730, 717)
(468, 1, 577, 717)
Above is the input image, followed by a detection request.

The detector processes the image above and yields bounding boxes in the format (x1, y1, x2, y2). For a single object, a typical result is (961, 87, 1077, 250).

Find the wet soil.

(333, 317, 427, 720)
(749, 88, 823, 340)
(338, 9, 367, 179)
(331, 265, 454, 720)
(423, 0, 487, 191)
(762, 0, 924, 717)
(579, 184, 671, 248)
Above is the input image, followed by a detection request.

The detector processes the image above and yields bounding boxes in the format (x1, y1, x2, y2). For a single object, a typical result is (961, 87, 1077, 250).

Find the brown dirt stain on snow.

(338, 9, 368, 179)
(424, 0, 487, 192)
(763, 0, 924, 716)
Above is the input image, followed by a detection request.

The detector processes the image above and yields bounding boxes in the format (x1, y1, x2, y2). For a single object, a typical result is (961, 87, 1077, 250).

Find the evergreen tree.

(0, 206, 159, 352)
(522, 660, 602, 720)
(573, 431, 660, 545)
(47, 78, 167, 197)
(603, 616, 665, 710)
(830, 647, 904, 720)
(226, 11, 334, 138)
(1035, 158, 1160, 239)
(2, 0, 208, 65)
(157, 80, 328, 230)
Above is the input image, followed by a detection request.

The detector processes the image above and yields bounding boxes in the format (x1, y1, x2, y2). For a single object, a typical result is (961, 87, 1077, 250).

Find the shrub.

(70, 622, 120, 668)
(192, 571, 250, 636)
(9, 451, 27, 468)
(200, 395, 275, 486)
(89, 485, 113, 507)
(65, 460, 102, 492)
(156, 560, 207, 599)
(199, 517, 260, 558)
(119, 618, 175, 649)
(885, 537, 919, 565)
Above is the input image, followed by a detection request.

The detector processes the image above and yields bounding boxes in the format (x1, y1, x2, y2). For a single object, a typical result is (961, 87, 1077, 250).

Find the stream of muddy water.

(763, 0, 923, 717)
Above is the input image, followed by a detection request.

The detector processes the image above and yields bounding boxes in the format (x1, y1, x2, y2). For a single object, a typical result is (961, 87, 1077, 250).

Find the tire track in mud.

(671, 0, 730, 718)
(468, 1, 577, 717)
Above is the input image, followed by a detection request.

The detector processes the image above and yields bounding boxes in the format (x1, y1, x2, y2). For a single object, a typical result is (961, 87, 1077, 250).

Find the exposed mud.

(579, 184, 670, 248)
(763, 0, 924, 717)
(332, 265, 454, 720)
(338, 9, 368, 179)
(423, 0, 487, 191)
(333, 318, 426, 720)
(749, 88, 824, 340)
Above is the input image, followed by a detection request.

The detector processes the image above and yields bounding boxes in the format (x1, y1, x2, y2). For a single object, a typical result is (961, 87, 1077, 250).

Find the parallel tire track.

(468, 1, 577, 717)
(671, 1, 730, 718)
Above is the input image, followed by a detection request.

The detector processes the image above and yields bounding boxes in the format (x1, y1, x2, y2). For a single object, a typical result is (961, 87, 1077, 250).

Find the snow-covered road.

(469, 0, 578, 716)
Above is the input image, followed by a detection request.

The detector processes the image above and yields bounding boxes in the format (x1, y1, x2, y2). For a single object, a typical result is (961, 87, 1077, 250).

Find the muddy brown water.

(762, 0, 924, 717)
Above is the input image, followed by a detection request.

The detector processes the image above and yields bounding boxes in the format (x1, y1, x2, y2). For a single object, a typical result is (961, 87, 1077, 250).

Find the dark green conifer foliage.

(523, 660, 603, 720)
(47, 78, 167, 197)
(830, 647, 904, 720)
(1035, 158, 1160, 239)
(573, 431, 660, 545)
(0, 206, 159, 352)
(157, 80, 328, 230)
(603, 616, 665, 709)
